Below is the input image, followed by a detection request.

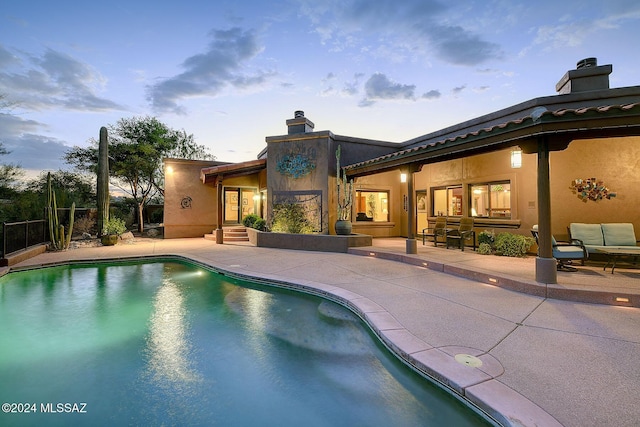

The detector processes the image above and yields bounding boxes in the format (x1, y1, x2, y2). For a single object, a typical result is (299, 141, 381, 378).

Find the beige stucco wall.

(403, 136, 640, 241)
(550, 136, 640, 240)
(412, 148, 537, 237)
(164, 159, 219, 238)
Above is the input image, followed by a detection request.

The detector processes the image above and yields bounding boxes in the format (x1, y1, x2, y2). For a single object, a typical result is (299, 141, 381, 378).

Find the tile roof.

(200, 158, 266, 184)
(343, 103, 640, 174)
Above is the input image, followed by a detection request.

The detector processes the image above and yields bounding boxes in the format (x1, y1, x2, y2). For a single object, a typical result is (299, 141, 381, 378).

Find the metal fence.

(2, 219, 48, 257)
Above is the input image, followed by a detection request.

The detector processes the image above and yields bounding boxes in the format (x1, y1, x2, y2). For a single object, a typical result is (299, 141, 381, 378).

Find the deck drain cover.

(455, 354, 483, 368)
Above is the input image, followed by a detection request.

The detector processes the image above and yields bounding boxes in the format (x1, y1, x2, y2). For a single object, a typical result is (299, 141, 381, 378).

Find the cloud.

(341, 72, 364, 96)
(419, 24, 502, 65)
(147, 27, 274, 114)
(296, 0, 502, 66)
(0, 114, 70, 170)
(360, 73, 416, 106)
(0, 44, 123, 112)
(422, 90, 441, 100)
(523, 3, 640, 54)
(452, 85, 466, 95)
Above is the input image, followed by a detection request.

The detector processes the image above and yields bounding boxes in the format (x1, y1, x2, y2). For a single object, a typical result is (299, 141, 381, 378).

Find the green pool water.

(0, 261, 492, 426)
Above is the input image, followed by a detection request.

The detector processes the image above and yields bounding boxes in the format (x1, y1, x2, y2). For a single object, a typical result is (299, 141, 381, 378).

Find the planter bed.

(246, 228, 372, 253)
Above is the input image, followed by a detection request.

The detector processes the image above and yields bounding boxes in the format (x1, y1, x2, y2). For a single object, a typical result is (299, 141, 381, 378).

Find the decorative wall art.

(570, 178, 617, 202)
(181, 196, 193, 209)
(276, 146, 317, 178)
(276, 153, 316, 178)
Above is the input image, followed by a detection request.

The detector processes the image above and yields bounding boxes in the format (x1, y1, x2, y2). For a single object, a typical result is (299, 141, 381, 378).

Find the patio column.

(216, 175, 224, 244)
(406, 164, 418, 254)
(536, 136, 557, 283)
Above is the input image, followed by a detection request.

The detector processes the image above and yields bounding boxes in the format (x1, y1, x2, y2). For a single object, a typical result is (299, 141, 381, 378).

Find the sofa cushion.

(601, 223, 637, 246)
(553, 246, 585, 258)
(569, 223, 604, 246)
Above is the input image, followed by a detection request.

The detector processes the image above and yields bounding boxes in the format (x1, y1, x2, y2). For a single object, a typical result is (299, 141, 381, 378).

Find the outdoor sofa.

(568, 223, 639, 256)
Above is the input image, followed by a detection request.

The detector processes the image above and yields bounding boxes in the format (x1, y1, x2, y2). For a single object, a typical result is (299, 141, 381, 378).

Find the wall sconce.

(510, 147, 522, 168)
(400, 172, 407, 183)
(166, 166, 174, 174)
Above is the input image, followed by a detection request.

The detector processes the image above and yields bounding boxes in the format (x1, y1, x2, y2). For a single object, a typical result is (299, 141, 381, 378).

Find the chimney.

(555, 58, 612, 94)
(286, 110, 315, 135)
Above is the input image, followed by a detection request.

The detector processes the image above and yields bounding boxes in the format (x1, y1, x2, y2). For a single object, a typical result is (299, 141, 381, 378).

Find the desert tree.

(65, 116, 213, 232)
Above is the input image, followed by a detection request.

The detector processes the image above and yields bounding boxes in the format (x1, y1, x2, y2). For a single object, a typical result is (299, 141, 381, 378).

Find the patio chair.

(422, 216, 447, 246)
(446, 217, 476, 251)
(531, 225, 588, 272)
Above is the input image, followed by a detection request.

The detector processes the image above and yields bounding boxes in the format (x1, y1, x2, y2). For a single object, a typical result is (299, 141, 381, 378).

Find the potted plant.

(101, 217, 127, 246)
(335, 145, 353, 235)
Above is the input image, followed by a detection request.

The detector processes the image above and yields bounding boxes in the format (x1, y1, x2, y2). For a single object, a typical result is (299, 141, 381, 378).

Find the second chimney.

(555, 58, 612, 94)
(286, 110, 315, 135)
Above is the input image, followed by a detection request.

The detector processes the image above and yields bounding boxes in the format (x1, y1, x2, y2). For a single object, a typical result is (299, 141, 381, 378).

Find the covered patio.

(345, 102, 640, 286)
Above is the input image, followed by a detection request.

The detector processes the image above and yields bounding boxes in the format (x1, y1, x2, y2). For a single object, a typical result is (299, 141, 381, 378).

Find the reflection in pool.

(0, 261, 492, 426)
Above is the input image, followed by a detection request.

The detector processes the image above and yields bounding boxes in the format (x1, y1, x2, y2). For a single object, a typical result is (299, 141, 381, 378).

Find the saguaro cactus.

(335, 145, 353, 221)
(97, 126, 110, 237)
(47, 172, 75, 250)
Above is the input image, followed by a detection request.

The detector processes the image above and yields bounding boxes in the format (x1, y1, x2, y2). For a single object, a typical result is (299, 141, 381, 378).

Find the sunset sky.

(2, 0, 639, 177)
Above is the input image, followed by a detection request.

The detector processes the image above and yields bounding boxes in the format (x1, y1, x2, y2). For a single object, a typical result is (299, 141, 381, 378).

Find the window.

(470, 182, 511, 218)
(432, 186, 462, 216)
(355, 190, 389, 222)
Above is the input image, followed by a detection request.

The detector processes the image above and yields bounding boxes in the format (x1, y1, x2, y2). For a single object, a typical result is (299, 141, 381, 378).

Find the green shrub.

(271, 203, 313, 234)
(242, 214, 260, 228)
(478, 230, 495, 246)
(494, 232, 535, 257)
(253, 218, 266, 231)
(102, 217, 127, 236)
(477, 242, 493, 255)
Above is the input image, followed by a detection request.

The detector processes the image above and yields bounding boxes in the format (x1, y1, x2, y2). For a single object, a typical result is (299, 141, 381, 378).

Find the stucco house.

(163, 58, 640, 283)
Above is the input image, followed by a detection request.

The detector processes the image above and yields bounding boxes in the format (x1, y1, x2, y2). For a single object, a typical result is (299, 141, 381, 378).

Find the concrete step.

(205, 227, 250, 242)
(224, 236, 250, 242)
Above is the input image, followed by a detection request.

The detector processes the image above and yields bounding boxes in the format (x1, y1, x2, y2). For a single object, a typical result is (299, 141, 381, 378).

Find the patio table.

(598, 247, 640, 274)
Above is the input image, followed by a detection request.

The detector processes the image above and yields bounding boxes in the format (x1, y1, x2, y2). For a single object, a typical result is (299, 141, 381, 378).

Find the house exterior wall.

(164, 159, 220, 238)
(412, 148, 537, 237)
(266, 132, 332, 233)
(351, 170, 405, 237)
(550, 136, 640, 240)
(392, 136, 639, 242)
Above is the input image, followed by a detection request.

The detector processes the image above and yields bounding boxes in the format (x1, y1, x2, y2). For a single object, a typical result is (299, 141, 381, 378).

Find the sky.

(1, 0, 640, 178)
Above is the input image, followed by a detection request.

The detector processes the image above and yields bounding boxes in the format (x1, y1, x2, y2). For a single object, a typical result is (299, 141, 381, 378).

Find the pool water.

(0, 261, 491, 426)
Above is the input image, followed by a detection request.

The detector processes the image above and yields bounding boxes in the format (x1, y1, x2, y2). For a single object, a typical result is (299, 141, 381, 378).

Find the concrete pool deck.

(4, 237, 640, 427)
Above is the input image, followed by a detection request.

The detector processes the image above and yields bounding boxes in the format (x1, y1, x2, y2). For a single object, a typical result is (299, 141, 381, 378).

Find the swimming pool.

(0, 260, 492, 426)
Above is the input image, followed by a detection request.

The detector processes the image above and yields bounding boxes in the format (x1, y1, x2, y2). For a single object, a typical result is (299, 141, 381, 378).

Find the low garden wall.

(246, 228, 372, 253)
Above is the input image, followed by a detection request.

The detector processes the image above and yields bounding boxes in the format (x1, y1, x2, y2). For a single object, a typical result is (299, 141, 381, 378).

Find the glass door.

(224, 187, 259, 224)
(240, 188, 258, 219)
(224, 188, 240, 223)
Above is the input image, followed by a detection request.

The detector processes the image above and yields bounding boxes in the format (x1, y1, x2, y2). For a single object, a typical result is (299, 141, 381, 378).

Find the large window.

(355, 190, 389, 222)
(432, 186, 463, 216)
(470, 182, 511, 218)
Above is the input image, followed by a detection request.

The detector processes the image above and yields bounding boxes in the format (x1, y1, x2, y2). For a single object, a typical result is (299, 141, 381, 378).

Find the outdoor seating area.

(445, 217, 476, 251)
(422, 216, 447, 246)
(422, 217, 476, 251)
(531, 225, 588, 272)
(568, 223, 639, 255)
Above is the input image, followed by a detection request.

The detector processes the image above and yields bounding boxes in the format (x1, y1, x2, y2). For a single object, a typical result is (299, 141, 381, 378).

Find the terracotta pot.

(101, 234, 118, 246)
